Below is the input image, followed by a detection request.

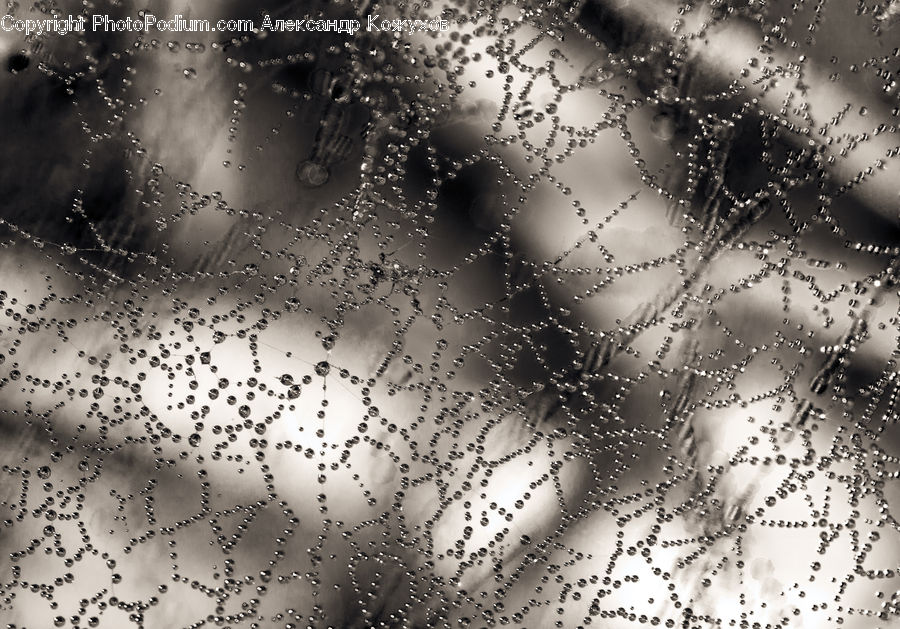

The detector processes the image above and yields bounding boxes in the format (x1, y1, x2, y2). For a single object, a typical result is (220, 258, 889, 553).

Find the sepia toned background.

(0, 0, 899, 627)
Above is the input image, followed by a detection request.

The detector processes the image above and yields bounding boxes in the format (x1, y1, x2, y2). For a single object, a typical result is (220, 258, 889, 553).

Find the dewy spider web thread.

(0, 0, 898, 627)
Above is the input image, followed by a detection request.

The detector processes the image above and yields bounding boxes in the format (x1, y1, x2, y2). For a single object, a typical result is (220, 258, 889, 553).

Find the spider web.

(0, 0, 899, 627)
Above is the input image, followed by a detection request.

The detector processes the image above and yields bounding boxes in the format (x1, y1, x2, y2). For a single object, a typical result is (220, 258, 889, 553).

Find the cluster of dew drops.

(0, 0, 900, 627)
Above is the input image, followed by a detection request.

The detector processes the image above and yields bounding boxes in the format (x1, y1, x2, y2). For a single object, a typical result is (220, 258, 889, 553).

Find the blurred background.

(0, 0, 898, 627)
